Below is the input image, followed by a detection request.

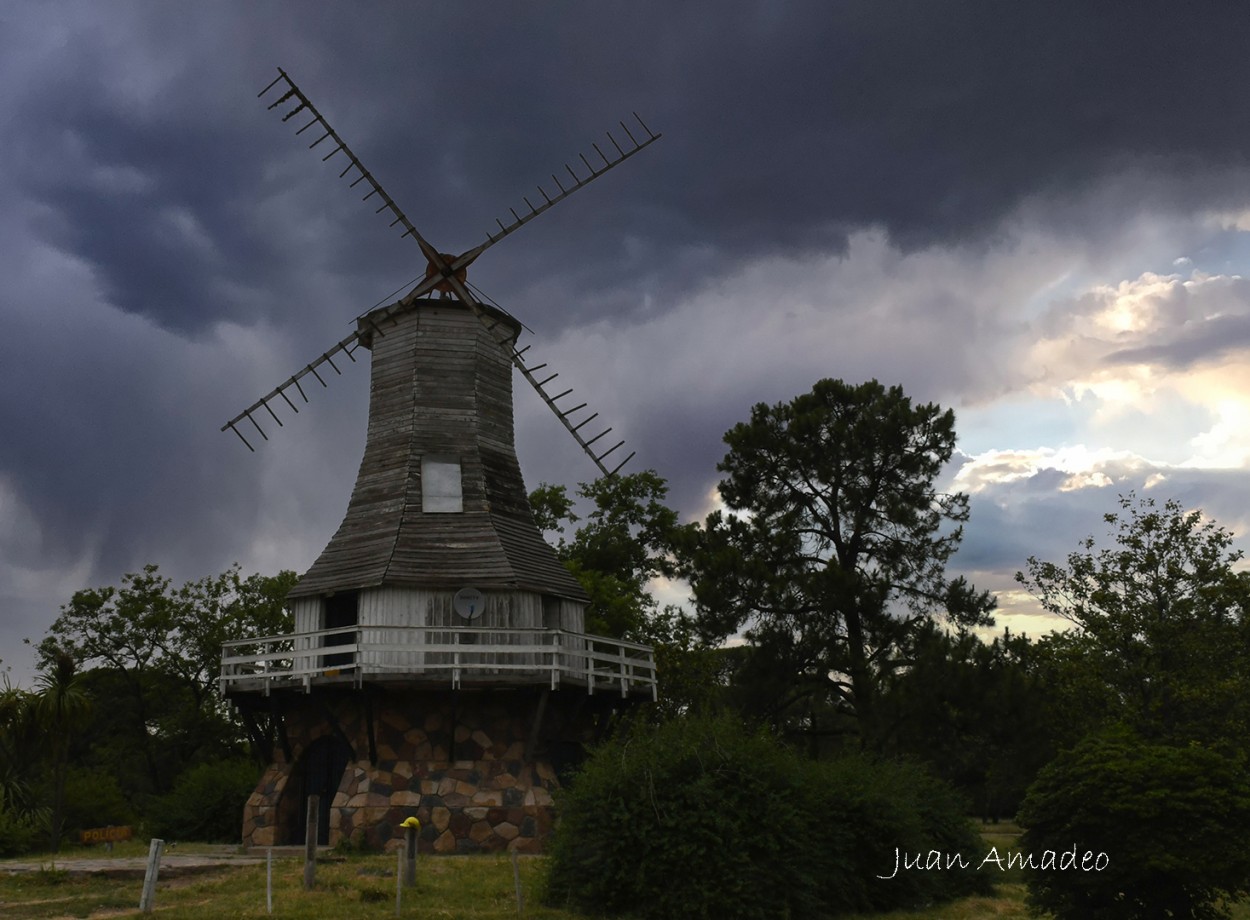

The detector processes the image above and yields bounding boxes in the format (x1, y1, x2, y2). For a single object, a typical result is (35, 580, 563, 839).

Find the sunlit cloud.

(952, 446, 1163, 495)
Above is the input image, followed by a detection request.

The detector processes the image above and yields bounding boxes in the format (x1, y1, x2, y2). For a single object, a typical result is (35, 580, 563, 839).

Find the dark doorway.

(290, 735, 353, 845)
(323, 591, 359, 668)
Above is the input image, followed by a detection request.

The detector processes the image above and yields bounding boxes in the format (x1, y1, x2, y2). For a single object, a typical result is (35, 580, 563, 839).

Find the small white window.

(421, 456, 463, 512)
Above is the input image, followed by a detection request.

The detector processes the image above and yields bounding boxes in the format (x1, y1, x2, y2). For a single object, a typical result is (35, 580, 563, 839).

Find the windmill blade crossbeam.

(220, 329, 362, 450)
(257, 69, 438, 254)
(457, 115, 661, 268)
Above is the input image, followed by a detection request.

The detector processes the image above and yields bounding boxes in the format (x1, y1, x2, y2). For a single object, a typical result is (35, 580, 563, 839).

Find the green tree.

(685, 379, 993, 749)
(639, 605, 731, 722)
(1018, 729, 1250, 920)
(37, 564, 296, 796)
(0, 681, 38, 819)
(875, 623, 1054, 821)
(532, 472, 728, 720)
(530, 471, 691, 640)
(1017, 492, 1250, 744)
(1015, 495, 1250, 918)
(149, 758, 262, 842)
(57, 766, 135, 839)
(39, 566, 170, 790)
(169, 566, 297, 722)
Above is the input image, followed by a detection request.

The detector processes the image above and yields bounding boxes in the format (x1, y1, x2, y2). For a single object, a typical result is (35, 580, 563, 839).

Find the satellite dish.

(454, 587, 485, 620)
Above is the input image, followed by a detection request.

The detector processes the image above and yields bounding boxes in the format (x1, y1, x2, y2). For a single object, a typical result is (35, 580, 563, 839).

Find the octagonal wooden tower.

(223, 298, 655, 852)
(220, 68, 659, 854)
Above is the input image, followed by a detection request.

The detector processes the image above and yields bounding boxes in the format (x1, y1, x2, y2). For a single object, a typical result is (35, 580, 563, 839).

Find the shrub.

(57, 767, 136, 839)
(545, 714, 987, 919)
(1018, 730, 1250, 920)
(812, 754, 989, 912)
(0, 800, 40, 857)
(149, 759, 260, 843)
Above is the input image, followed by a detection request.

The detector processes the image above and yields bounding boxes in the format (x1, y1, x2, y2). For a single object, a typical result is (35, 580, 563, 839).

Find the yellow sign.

(80, 825, 133, 844)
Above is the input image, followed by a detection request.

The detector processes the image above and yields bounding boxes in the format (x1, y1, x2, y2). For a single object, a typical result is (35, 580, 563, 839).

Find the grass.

(0, 869, 136, 918)
(3, 844, 1028, 919)
(839, 885, 1033, 920)
(0, 850, 581, 919)
(3, 826, 1250, 918)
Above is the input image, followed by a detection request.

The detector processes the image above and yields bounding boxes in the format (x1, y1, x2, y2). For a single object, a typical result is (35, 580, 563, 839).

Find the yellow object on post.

(401, 817, 420, 888)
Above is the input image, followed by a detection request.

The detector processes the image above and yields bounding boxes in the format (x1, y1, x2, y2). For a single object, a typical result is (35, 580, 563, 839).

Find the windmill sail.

(257, 69, 659, 283)
(225, 68, 659, 476)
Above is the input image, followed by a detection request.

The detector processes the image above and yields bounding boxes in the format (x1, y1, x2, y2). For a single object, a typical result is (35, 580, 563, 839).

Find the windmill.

(222, 68, 659, 475)
(220, 69, 660, 853)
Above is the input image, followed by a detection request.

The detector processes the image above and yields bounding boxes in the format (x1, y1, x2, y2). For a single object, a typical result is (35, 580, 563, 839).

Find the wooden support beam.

(270, 694, 293, 763)
(363, 686, 378, 766)
(524, 689, 550, 763)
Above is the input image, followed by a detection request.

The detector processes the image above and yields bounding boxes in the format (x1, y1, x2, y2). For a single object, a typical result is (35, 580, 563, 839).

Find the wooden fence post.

(138, 838, 163, 913)
(511, 846, 525, 915)
(303, 795, 319, 890)
(404, 823, 418, 888)
(395, 846, 403, 916)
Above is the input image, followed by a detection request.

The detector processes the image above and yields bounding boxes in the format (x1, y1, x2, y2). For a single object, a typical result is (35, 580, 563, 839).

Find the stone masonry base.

(240, 687, 597, 853)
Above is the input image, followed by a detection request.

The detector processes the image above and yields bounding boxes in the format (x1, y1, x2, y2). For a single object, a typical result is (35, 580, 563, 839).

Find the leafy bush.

(56, 767, 136, 839)
(1018, 730, 1250, 920)
(811, 753, 989, 912)
(0, 801, 40, 856)
(149, 759, 260, 843)
(545, 715, 987, 919)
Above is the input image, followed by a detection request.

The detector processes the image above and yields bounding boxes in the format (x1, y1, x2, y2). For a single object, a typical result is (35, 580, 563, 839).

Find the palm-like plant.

(35, 649, 92, 851)
(0, 682, 33, 807)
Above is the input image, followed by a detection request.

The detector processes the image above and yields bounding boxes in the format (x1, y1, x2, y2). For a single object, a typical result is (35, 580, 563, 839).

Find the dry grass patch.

(0, 852, 580, 919)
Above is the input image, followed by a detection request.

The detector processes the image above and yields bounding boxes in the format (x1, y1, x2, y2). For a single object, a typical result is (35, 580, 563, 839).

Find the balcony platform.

(221, 625, 657, 700)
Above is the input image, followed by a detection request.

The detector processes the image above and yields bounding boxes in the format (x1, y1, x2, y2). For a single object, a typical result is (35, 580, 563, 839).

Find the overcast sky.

(5, 2, 1250, 683)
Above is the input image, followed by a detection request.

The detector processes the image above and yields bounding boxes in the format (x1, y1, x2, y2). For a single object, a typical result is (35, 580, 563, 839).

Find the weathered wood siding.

(292, 597, 321, 634)
(548, 597, 585, 634)
(353, 587, 547, 671)
(357, 586, 425, 670)
(289, 298, 588, 612)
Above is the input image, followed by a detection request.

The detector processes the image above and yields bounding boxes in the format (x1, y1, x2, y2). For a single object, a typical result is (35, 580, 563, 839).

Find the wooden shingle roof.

(288, 299, 588, 602)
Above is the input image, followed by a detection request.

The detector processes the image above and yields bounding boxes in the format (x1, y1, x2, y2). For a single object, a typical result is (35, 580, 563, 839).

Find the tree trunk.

(843, 609, 877, 749)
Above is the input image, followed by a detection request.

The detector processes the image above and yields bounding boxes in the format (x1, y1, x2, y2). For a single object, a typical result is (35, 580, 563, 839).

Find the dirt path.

(0, 849, 267, 879)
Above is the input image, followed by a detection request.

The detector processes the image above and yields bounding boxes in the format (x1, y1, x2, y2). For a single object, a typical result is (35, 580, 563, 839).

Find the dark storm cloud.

(624, 399, 750, 520)
(959, 465, 1250, 578)
(958, 474, 1104, 574)
(386, 2, 1250, 325)
(6, 0, 1250, 680)
(14, 3, 1250, 335)
(0, 300, 264, 576)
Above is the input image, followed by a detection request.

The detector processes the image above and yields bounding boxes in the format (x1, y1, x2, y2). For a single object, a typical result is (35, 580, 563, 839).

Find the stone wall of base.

(243, 763, 291, 848)
(240, 687, 598, 852)
(331, 758, 556, 853)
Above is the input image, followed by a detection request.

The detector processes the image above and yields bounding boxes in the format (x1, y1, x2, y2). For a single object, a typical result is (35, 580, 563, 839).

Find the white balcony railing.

(220, 625, 657, 700)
